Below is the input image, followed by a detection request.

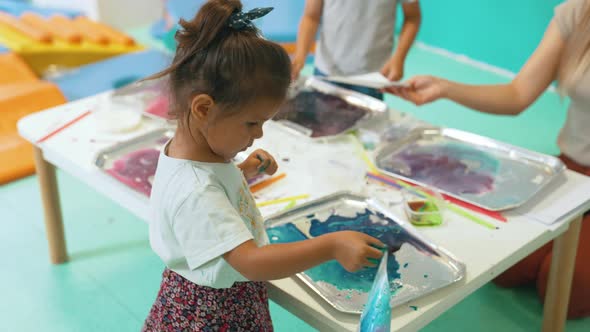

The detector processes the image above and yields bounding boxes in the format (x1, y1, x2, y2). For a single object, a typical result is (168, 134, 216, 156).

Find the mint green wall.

(165, 0, 566, 72)
(403, 0, 565, 72)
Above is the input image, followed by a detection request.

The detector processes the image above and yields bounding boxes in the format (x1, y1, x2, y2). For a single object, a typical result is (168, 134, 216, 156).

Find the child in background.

(142, 1, 384, 330)
(291, 0, 421, 100)
(385, 0, 590, 319)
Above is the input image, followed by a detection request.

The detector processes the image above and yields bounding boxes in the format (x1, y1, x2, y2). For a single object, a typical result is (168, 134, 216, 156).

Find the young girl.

(142, 1, 384, 330)
(385, 0, 590, 319)
(291, 0, 421, 99)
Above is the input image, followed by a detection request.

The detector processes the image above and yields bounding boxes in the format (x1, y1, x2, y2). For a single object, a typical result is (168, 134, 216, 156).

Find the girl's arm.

(388, 20, 566, 115)
(381, 1, 422, 81)
(224, 231, 384, 281)
(292, 0, 323, 80)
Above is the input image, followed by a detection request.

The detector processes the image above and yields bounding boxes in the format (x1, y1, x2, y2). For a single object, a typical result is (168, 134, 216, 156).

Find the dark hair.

(149, 0, 292, 124)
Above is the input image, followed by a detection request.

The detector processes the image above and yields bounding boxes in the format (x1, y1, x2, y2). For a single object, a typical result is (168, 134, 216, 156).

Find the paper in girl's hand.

(321, 72, 409, 89)
(359, 251, 392, 332)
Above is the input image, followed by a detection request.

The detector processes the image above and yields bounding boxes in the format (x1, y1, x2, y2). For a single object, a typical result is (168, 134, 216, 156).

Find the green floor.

(2, 45, 589, 331)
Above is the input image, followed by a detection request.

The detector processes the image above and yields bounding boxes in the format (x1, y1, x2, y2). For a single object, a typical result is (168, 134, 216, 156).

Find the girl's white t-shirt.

(149, 146, 268, 288)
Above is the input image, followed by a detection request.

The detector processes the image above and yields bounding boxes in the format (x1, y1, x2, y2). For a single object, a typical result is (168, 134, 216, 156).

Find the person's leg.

(493, 154, 590, 288)
(559, 154, 590, 176)
(537, 213, 590, 319)
(313, 68, 384, 100)
(493, 242, 553, 287)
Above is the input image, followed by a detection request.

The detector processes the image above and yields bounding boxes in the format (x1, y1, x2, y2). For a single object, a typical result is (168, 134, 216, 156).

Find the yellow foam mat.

(0, 15, 143, 75)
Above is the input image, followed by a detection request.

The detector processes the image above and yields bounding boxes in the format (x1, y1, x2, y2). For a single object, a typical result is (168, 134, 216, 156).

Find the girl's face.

(203, 98, 283, 161)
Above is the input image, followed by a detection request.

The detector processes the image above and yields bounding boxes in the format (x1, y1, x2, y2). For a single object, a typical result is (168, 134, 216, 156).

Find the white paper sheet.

(511, 171, 590, 225)
(321, 72, 409, 89)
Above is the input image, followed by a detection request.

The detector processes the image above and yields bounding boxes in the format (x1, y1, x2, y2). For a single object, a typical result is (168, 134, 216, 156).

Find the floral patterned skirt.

(142, 269, 273, 331)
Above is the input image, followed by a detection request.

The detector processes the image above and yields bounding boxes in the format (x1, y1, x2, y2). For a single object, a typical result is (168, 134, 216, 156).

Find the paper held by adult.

(321, 72, 409, 89)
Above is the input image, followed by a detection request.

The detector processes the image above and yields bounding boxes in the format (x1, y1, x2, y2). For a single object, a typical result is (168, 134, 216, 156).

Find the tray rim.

(264, 191, 466, 314)
(94, 127, 174, 169)
(272, 76, 389, 141)
(374, 127, 566, 211)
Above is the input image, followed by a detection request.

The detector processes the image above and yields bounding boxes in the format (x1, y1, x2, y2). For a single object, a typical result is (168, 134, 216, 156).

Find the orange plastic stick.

(0, 12, 52, 43)
(70, 16, 110, 45)
(250, 173, 287, 193)
(21, 12, 81, 44)
(76, 17, 135, 46)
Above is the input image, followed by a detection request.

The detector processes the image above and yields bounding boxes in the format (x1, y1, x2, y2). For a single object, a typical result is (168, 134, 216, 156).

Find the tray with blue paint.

(264, 192, 465, 314)
(375, 127, 566, 211)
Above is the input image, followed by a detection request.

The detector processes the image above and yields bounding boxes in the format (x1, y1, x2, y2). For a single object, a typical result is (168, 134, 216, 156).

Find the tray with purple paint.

(375, 127, 566, 211)
(272, 76, 388, 140)
(95, 128, 173, 197)
(264, 192, 465, 314)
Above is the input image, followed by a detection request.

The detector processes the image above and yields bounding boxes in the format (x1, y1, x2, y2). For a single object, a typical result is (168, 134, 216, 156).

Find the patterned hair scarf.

(227, 7, 273, 30)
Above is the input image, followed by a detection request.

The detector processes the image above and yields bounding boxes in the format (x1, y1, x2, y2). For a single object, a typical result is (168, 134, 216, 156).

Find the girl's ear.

(190, 94, 215, 122)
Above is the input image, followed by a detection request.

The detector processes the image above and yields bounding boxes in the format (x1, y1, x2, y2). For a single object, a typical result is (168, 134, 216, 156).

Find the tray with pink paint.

(95, 129, 173, 197)
(375, 127, 565, 211)
(108, 78, 172, 120)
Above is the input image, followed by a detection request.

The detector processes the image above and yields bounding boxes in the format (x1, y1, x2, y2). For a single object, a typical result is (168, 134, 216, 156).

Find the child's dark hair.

(149, 0, 292, 124)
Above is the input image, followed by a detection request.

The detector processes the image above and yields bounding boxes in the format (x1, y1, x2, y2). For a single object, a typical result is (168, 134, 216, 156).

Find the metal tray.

(95, 128, 173, 196)
(272, 76, 388, 140)
(375, 127, 566, 211)
(264, 192, 465, 314)
(105, 77, 172, 121)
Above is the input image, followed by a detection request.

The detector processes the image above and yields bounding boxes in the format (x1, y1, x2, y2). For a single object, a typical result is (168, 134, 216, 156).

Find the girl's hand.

(238, 149, 278, 180)
(328, 231, 385, 272)
(380, 57, 404, 81)
(384, 75, 447, 106)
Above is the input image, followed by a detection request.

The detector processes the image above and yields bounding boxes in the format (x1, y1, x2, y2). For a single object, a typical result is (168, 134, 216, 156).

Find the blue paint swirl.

(267, 209, 436, 293)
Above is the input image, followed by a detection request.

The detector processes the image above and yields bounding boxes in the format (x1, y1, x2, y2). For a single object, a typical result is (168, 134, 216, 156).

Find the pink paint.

(106, 148, 160, 196)
(145, 95, 170, 119)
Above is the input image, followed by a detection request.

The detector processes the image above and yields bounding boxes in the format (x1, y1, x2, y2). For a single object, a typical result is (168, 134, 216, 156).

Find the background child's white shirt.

(315, 0, 417, 76)
(149, 148, 269, 289)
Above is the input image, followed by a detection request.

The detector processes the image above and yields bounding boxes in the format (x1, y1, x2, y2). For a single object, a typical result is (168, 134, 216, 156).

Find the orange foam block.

(0, 81, 66, 183)
(0, 133, 35, 184)
(0, 52, 38, 84)
(0, 81, 66, 129)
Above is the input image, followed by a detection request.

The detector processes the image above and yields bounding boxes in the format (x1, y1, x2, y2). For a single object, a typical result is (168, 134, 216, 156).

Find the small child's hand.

(328, 231, 385, 272)
(291, 58, 305, 81)
(381, 57, 404, 81)
(238, 149, 278, 180)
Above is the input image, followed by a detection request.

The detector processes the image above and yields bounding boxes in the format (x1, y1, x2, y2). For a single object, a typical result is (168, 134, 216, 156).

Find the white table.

(18, 93, 590, 332)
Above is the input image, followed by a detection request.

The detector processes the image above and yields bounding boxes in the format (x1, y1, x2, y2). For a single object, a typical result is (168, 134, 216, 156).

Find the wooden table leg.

(33, 147, 68, 264)
(541, 214, 583, 332)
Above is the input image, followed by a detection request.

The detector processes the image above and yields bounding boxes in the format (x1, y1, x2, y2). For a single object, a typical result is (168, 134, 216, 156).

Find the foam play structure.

(0, 10, 142, 75)
(0, 52, 66, 184)
(49, 49, 172, 101)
